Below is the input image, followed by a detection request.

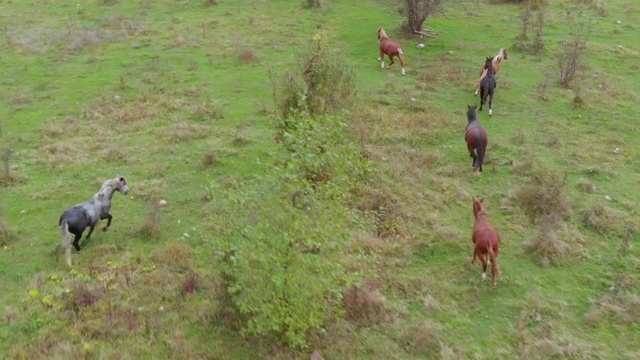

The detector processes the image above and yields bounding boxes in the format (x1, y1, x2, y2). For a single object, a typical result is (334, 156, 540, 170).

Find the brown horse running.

(464, 105, 488, 172)
(475, 48, 508, 96)
(377, 27, 405, 75)
(471, 197, 501, 289)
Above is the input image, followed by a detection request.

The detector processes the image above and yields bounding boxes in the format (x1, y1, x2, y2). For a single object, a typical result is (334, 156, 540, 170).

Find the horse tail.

(60, 219, 72, 267)
(475, 135, 485, 171)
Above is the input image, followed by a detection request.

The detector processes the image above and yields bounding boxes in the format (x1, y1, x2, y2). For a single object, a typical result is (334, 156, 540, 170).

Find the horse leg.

(488, 91, 493, 116)
(479, 253, 488, 282)
(85, 225, 96, 240)
(73, 232, 82, 251)
(475, 69, 487, 96)
(102, 213, 113, 231)
(379, 52, 385, 68)
(398, 53, 405, 75)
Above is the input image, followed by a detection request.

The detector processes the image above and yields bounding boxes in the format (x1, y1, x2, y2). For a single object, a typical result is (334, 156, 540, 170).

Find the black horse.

(479, 56, 497, 116)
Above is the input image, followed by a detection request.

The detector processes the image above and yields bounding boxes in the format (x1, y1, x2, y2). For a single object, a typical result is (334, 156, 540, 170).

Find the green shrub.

(209, 112, 373, 348)
(271, 33, 357, 117)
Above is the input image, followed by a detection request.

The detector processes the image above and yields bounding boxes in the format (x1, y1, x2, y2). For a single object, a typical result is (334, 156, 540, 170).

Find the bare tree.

(398, 0, 446, 36)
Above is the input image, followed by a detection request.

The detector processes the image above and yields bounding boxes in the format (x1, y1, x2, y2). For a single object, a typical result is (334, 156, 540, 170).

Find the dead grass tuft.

(159, 122, 212, 143)
(133, 179, 167, 200)
(81, 95, 157, 124)
(515, 291, 592, 359)
(151, 242, 195, 272)
(510, 168, 571, 222)
(190, 101, 224, 121)
(139, 198, 162, 239)
(521, 222, 585, 267)
(400, 320, 443, 357)
(180, 274, 200, 297)
(351, 187, 401, 238)
(0, 219, 15, 246)
(343, 279, 387, 324)
(586, 275, 640, 325)
(581, 201, 626, 235)
(201, 150, 219, 169)
(575, 178, 596, 193)
(238, 49, 259, 63)
(64, 280, 106, 313)
(204, 0, 218, 6)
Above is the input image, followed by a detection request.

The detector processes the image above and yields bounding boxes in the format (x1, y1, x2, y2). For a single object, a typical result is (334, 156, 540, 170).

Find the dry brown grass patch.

(151, 242, 196, 272)
(586, 274, 640, 325)
(343, 279, 387, 324)
(521, 221, 586, 267)
(138, 198, 162, 240)
(581, 201, 627, 235)
(81, 95, 156, 124)
(510, 168, 571, 222)
(201, 150, 219, 169)
(159, 122, 212, 142)
(238, 49, 259, 63)
(400, 320, 443, 357)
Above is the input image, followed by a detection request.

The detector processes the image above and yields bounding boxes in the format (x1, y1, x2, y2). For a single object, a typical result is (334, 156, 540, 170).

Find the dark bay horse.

(59, 175, 129, 267)
(475, 48, 507, 96)
(377, 27, 405, 75)
(464, 105, 488, 172)
(479, 56, 497, 115)
(471, 197, 501, 289)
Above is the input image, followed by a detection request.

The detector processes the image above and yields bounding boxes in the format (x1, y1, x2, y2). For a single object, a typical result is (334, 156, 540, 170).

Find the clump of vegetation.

(138, 198, 162, 240)
(515, 291, 590, 358)
(343, 279, 387, 324)
(557, 12, 592, 88)
(210, 109, 372, 348)
(271, 32, 357, 117)
(510, 168, 571, 222)
(511, 169, 585, 265)
(237, 49, 259, 63)
(521, 221, 585, 266)
(204, 0, 218, 6)
(302, 0, 321, 9)
(586, 274, 640, 325)
(514, 0, 547, 52)
(581, 201, 626, 235)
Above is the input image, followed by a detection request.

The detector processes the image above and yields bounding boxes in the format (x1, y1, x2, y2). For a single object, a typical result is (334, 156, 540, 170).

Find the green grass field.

(1, 0, 639, 358)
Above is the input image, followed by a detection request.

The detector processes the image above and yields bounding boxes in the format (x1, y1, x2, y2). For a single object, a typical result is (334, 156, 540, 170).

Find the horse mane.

(377, 27, 389, 41)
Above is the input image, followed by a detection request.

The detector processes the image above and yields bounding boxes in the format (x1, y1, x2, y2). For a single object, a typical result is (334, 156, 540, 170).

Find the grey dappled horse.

(59, 175, 129, 267)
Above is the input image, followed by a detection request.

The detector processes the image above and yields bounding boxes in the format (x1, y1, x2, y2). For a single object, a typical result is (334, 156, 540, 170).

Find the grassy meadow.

(1, 0, 639, 358)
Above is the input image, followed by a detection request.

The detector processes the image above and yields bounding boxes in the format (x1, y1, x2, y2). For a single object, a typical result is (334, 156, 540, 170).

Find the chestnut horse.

(377, 27, 405, 75)
(464, 105, 488, 172)
(471, 197, 501, 289)
(475, 48, 507, 96)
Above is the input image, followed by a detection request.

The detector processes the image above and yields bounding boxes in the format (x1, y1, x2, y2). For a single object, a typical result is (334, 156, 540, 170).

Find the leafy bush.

(209, 111, 373, 348)
(271, 33, 357, 117)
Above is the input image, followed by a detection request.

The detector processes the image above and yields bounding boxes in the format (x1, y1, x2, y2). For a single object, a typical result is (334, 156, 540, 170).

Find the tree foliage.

(209, 112, 373, 348)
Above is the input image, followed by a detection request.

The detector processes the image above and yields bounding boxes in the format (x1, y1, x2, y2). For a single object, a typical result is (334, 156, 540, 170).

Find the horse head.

(500, 48, 508, 60)
(484, 57, 494, 74)
(467, 105, 477, 122)
(377, 27, 388, 41)
(115, 175, 129, 195)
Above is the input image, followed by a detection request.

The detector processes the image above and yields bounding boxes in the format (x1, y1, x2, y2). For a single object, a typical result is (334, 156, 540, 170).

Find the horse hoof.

(402, 69, 406, 75)
(489, 110, 493, 116)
